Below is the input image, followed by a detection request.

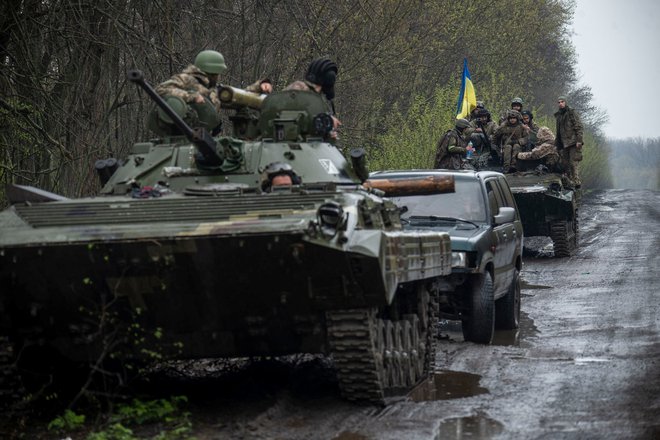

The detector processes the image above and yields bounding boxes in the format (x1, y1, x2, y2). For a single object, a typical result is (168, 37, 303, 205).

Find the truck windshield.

(390, 179, 487, 223)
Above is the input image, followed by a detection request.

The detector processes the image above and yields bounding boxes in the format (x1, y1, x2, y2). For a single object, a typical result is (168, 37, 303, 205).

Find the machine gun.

(127, 69, 224, 168)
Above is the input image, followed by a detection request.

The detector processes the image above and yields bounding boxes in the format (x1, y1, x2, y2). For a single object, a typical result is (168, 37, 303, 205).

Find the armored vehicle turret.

(0, 71, 454, 403)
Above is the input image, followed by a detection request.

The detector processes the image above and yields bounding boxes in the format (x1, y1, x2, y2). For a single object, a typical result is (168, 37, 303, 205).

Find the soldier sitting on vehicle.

(516, 126, 561, 171)
(464, 109, 497, 160)
(494, 110, 528, 173)
(499, 97, 525, 123)
(286, 57, 341, 139)
(434, 118, 472, 170)
(521, 110, 539, 151)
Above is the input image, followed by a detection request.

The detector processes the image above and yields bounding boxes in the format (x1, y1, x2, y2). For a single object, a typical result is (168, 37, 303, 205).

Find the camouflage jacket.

(464, 120, 497, 142)
(518, 127, 557, 160)
(156, 65, 266, 111)
(554, 106, 583, 149)
(155, 65, 220, 108)
(494, 121, 528, 147)
(434, 129, 467, 169)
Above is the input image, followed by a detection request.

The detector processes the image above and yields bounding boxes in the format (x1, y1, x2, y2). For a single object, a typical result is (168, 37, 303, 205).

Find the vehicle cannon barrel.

(218, 85, 265, 110)
(127, 69, 223, 167)
(364, 174, 456, 196)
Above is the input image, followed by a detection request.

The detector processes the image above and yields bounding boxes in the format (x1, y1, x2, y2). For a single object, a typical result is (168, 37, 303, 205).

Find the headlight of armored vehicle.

(451, 251, 468, 268)
(317, 202, 345, 237)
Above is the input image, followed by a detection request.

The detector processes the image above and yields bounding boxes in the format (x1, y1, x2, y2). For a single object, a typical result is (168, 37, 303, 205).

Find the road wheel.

(461, 272, 495, 344)
(495, 269, 521, 330)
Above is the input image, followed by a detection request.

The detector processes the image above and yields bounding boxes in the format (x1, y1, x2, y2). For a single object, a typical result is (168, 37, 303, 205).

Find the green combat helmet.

(194, 50, 227, 74)
(511, 97, 523, 106)
(455, 118, 471, 130)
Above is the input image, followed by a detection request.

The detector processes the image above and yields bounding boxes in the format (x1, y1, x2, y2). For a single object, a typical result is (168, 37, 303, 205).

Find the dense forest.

(1, 0, 614, 205)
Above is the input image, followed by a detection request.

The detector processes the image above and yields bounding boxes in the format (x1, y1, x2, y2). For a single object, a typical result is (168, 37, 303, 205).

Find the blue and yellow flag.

(455, 58, 477, 119)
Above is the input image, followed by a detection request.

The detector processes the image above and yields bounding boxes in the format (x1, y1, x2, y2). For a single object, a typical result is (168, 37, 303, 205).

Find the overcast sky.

(573, 0, 660, 139)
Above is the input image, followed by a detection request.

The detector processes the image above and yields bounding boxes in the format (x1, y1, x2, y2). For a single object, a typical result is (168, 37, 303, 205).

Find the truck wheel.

(461, 272, 495, 344)
(495, 269, 521, 330)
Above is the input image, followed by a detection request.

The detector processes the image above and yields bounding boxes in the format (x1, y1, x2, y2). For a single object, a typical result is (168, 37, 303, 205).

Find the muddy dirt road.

(170, 189, 658, 440)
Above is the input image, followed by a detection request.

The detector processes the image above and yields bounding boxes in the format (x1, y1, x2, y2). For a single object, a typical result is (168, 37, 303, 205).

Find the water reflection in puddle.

(409, 370, 488, 402)
(439, 311, 539, 346)
(492, 311, 540, 346)
(332, 432, 369, 440)
(435, 416, 504, 439)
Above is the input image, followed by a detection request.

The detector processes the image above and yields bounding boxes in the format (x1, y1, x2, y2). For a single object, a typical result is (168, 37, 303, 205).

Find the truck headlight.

(451, 251, 468, 268)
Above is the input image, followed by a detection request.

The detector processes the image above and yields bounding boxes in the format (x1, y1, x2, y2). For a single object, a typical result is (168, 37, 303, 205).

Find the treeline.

(1, 0, 607, 204)
(607, 138, 660, 190)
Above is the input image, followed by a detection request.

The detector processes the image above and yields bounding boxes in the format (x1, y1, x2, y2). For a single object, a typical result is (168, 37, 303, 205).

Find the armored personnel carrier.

(464, 147, 579, 257)
(0, 71, 454, 403)
(504, 169, 578, 257)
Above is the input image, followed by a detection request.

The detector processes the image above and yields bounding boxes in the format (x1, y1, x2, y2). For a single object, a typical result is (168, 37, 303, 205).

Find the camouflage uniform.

(464, 118, 497, 155)
(517, 126, 560, 169)
(554, 103, 583, 186)
(494, 110, 528, 172)
(434, 128, 468, 169)
(156, 65, 267, 112)
(156, 65, 221, 110)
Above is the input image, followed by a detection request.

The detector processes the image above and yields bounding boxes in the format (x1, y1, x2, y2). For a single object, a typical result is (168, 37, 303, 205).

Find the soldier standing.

(554, 96, 584, 187)
(494, 110, 528, 173)
(434, 118, 472, 169)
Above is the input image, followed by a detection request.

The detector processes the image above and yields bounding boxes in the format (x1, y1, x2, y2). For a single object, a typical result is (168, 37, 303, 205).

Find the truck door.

(485, 179, 513, 296)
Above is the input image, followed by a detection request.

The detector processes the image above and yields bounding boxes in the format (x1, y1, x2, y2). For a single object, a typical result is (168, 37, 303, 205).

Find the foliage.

(87, 396, 194, 440)
(371, 85, 456, 170)
(48, 409, 86, 432)
(0, 0, 603, 204)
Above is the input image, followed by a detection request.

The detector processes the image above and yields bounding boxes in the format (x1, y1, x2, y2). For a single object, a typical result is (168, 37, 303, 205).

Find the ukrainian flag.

(455, 58, 477, 119)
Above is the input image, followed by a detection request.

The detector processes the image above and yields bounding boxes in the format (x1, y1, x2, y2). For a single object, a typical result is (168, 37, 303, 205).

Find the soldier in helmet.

(286, 57, 341, 138)
(469, 101, 486, 121)
(464, 108, 497, 157)
(434, 118, 472, 170)
(261, 162, 301, 192)
(494, 110, 528, 173)
(156, 50, 271, 112)
(499, 97, 525, 124)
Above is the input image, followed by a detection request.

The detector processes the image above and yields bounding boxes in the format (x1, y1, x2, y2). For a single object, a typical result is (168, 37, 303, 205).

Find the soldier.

(554, 96, 584, 187)
(156, 50, 271, 112)
(469, 101, 486, 121)
(499, 97, 524, 124)
(517, 126, 560, 171)
(521, 110, 539, 150)
(434, 118, 472, 169)
(286, 57, 341, 138)
(465, 109, 497, 157)
(494, 110, 528, 173)
(261, 162, 301, 192)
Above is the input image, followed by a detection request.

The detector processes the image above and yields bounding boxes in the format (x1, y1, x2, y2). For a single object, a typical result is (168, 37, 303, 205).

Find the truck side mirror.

(493, 206, 515, 225)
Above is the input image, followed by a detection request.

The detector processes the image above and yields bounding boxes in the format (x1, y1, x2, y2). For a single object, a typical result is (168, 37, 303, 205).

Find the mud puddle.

(436, 415, 504, 439)
(408, 370, 488, 402)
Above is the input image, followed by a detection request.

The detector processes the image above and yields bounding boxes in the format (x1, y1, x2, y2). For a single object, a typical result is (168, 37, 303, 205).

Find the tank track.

(550, 208, 578, 257)
(326, 285, 438, 404)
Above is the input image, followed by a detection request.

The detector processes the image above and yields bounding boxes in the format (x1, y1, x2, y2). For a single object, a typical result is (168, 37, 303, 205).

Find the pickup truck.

(367, 170, 524, 344)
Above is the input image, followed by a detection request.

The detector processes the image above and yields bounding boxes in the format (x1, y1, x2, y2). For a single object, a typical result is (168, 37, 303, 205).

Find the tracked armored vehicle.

(465, 150, 579, 257)
(0, 71, 454, 403)
(504, 170, 578, 257)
